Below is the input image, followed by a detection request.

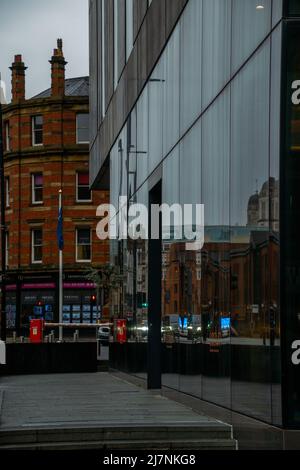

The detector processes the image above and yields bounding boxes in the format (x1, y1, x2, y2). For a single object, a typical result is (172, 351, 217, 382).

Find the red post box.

(116, 319, 127, 344)
(30, 319, 44, 343)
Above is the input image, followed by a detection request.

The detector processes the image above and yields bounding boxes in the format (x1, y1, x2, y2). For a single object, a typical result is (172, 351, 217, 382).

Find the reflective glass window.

(202, 0, 231, 109)
(180, 0, 202, 134)
(231, 0, 272, 74)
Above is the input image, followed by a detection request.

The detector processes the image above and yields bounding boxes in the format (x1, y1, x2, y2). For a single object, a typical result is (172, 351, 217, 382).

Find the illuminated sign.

(221, 317, 230, 330)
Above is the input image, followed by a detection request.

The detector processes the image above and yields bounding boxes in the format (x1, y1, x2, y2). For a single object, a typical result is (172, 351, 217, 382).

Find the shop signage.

(64, 294, 81, 303)
(63, 282, 96, 289)
(5, 284, 17, 291)
(21, 283, 56, 289)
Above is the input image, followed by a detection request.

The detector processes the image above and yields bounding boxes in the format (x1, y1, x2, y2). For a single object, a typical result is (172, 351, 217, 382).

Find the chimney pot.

(49, 39, 67, 97)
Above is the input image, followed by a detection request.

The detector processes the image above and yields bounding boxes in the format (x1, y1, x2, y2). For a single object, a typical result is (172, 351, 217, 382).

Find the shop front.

(4, 272, 100, 336)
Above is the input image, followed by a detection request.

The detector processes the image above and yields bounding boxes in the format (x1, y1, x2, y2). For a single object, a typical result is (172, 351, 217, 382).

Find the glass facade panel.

(270, 24, 281, 426)
(110, 138, 121, 212)
(163, 26, 180, 156)
(136, 88, 149, 189)
(272, 0, 283, 24)
(114, 0, 119, 88)
(231, 0, 272, 74)
(127, 108, 137, 200)
(179, 120, 201, 207)
(162, 148, 179, 208)
(179, 0, 202, 134)
(281, 21, 300, 427)
(126, 0, 134, 60)
(118, 125, 128, 208)
(104, 0, 285, 427)
(201, 90, 231, 407)
(148, 60, 164, 174)
(230, 40, 272, 421)
(202, 0, 231, 110)
(288, 0, 300, 14)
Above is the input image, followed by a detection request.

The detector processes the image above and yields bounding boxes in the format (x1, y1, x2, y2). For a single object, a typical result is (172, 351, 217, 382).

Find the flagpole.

(59, 189, 63, 342)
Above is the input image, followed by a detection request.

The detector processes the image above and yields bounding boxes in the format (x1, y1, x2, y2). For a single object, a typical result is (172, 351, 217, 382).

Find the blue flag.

(57, 207, 64, 250)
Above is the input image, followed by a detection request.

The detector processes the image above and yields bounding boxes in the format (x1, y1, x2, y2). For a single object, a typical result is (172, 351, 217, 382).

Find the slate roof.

(32, 76, 89, 99)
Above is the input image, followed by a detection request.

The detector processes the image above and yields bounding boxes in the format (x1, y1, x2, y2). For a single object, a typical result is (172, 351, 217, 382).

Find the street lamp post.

(0, 79, 7, 341)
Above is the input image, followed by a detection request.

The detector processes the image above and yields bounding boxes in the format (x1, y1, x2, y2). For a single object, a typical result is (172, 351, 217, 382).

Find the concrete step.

(0, 423, 236, 450)
(0, 423, 232, 444)
(0, 438, 237, 451)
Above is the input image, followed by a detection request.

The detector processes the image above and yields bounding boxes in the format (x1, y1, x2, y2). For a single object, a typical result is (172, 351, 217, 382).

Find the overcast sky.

(0, 0, 89, 101)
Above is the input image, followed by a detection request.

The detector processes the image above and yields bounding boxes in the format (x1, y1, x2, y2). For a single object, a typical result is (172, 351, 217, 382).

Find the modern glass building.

(90, 0, 300, 446)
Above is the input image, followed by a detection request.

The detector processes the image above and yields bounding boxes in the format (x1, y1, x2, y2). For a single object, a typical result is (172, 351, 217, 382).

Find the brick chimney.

(49, 39, 67, 97)
(10, 55, 27, 103)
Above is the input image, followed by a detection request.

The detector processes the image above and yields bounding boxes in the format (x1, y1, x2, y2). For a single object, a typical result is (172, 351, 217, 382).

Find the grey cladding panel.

(133, 0, 148, 41)
(104, 0, 114, 111)
(118, 0, 126, 79)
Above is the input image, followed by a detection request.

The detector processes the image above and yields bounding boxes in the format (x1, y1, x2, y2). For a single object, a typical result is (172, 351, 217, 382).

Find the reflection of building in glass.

(247, 178, 279, 231)
(89, 0, 300, 439)
(162, 242, 201, 320)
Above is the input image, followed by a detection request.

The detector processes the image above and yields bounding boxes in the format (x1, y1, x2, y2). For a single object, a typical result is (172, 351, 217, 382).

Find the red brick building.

(1, 40, 108, 333)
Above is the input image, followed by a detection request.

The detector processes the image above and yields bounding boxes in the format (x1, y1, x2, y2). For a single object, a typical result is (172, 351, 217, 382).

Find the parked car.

(98, 326, 110, 344)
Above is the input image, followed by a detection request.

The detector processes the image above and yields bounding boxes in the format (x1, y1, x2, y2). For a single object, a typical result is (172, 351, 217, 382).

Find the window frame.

(76, 172, 92, 202)
(31, 228, 43, 264)
(5, 121, 10, 151)
(5, 231, 9, 268)
(76, 113, 89, 144)
(31, 173, 44, 205)
(76, 227, 92, 263)
(5, 176, 10, 208)
(32, 115, 43, 147)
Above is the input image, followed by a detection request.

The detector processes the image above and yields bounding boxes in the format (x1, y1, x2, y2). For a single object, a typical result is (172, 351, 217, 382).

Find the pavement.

(0, 372, 237, 450)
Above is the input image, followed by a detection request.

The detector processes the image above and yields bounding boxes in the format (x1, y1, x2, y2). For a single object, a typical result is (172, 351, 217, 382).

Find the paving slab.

(0, 372, 236, 450)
